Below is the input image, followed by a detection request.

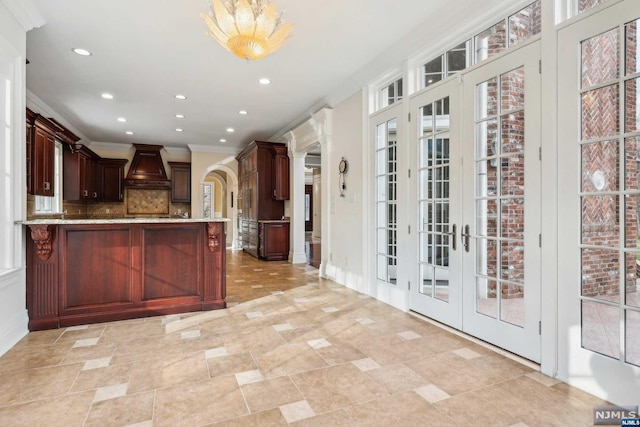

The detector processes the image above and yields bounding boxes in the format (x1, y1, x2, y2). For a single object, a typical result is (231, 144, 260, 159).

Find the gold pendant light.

(201, 0, 294, 61)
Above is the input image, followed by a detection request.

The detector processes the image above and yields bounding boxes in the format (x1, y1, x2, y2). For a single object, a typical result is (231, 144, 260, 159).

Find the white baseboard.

(0, 310, 28, 357)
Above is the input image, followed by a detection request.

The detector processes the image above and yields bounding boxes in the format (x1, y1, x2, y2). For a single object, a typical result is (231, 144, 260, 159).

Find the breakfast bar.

(23, 218, 228, 330)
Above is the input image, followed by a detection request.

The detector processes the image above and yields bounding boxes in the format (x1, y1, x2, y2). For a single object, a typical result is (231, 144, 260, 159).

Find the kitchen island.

(22, 218, 228, 330)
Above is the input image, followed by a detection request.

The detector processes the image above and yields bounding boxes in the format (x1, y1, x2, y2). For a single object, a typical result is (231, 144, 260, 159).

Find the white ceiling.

(26, 0, 507, 152)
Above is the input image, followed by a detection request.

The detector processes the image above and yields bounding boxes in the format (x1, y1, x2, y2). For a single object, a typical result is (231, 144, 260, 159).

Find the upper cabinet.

(26, 108, 128, 203)
(271, 144, 290, 201)
(169, 162, 191, 203)
(100, 159, 128, 202)
(27, 113, 63, 197)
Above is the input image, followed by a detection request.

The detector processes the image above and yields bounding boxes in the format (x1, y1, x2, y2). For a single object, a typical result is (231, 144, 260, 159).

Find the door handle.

(445, 224, 457, 251)
(461, 224, 471, 253)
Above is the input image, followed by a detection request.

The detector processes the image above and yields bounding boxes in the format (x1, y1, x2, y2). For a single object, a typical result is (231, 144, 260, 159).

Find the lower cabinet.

(259, 221, 290, 261)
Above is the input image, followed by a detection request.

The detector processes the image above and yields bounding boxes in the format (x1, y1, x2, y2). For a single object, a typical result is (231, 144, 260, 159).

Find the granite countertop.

(19, 218, 230, 225)
(258, 219, 290, 223)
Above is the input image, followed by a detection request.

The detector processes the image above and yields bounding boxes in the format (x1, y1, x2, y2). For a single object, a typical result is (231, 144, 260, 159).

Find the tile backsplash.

(27, 189, 191, 220)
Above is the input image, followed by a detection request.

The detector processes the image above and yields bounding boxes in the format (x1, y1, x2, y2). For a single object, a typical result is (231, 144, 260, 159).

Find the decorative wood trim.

(28, 224, 54, 261)
(207, 223, 221, 252)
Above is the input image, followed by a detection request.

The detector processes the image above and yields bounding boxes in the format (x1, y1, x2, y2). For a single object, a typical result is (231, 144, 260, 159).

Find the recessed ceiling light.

(226, 128, 235, 133)
(175, 128, 183, 132)
(126, 131, 134, 135)
(238, 110, 248, 115)
(174, 94, 187, 100)
(72, 48, 92, 56)
(101, 93, 114, 99)
(175, 114, 185, 119)
(259, 78, 271, 85)
(117, 117, 127, 122)
(219, 139, 227, 143)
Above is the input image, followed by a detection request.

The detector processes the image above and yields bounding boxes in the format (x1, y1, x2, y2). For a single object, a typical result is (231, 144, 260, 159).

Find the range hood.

(124, 144, 170, 188)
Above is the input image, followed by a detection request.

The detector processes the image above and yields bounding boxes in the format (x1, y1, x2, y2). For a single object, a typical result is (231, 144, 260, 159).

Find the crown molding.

(188, 144, 241, 155)
(1, 0, 45, 32)
(88, 142, 133, 152)
(163, 146, 190, 154)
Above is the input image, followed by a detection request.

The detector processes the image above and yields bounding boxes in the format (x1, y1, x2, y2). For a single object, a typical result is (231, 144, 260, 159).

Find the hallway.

(0, 251, 608, 426)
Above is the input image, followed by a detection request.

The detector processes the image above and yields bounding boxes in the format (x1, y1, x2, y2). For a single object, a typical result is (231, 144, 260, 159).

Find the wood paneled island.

(23, 218, 228, 330)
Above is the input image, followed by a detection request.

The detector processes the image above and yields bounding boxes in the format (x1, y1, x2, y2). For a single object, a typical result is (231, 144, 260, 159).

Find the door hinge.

(408, 225, 411, 234)
(538, 59, 542, 74)
(539, 147, 542, 161)
(538, 234, 542, 247)
(408, 112, 411, 122)
(538, 321, 542, 335)
(408, 281, 411, 291)
(408, 169, 411, 178)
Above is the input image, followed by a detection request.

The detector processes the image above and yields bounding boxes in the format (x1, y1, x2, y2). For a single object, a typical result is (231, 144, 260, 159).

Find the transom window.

(420, 1, 541, 90)
(380, 78, 403, 109)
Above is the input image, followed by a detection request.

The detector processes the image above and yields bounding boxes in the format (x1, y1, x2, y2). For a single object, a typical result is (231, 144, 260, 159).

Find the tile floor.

(0, 251, 609, 426)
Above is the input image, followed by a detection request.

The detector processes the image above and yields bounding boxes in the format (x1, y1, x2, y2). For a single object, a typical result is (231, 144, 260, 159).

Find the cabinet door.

(101, 163, 125, 202)
(80, 154, 90, 200)
(170, 164, 191, 203)
(89, 159, 101, 201)
(33, 127, 55, 196)
(261, 222, 290, 260)
(272, 153, 289, 200)
(246, 172, 258, 220)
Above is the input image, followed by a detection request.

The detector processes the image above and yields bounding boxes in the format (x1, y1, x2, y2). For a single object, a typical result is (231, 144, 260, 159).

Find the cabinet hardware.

(43, 182, 50, 191)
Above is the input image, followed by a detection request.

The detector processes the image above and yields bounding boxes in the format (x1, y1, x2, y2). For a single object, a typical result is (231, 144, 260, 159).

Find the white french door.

(408, 41, 541, 363)
(371, 103, 407, 306)
(461, 40, 541, 363)
(558, 0, 640, 403)
(409, 80, 462, 329)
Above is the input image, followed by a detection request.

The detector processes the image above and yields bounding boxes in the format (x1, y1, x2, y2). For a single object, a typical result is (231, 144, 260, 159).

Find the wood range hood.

(124, 144, 170, 188)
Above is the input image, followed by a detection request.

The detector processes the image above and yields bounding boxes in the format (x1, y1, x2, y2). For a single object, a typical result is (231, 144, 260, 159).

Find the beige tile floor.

(0, 251, 609, 426)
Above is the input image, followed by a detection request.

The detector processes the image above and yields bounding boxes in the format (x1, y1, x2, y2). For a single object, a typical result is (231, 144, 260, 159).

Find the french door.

(558, 0, 640, 403)
(409, 80, 462, 329)
(409, 41, 541, 363)
(371, 103, 407, 305)
(461, 40, 541, 363)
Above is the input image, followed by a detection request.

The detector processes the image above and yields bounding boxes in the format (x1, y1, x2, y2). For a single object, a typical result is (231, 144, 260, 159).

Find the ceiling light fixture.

(226, 128, 235, 133)
(117, 117, 127, 122)
(72, 48, 92, 56)
(238, 110, 248, 115)
(175, 94, 187, 100)
(220, 138, 227, 143)
(176, 128, 184, 132)
(101, 93, 114, 99)
(175, 114, 185, 118)
(200, 0, 294, 61)
(259, 78, 271, 85)
(126, 131, 134, 135)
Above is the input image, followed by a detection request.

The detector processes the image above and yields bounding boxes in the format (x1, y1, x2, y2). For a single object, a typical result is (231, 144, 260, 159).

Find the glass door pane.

(419, 97, 452, 302)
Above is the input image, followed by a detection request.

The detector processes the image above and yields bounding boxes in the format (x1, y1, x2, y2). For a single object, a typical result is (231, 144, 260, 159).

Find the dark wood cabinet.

(271, 144, 290, 200)
(31, 117, 60, 197)
(64, 148, 95, 201)
(169, 162, 191, 203)
(236, 141, 289, 261)
(100, 159, 127, 202)
(259, 222, 290, 260)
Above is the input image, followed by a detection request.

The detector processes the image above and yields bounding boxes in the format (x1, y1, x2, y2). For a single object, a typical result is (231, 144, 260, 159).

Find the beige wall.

(328, 91, 364, 278)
